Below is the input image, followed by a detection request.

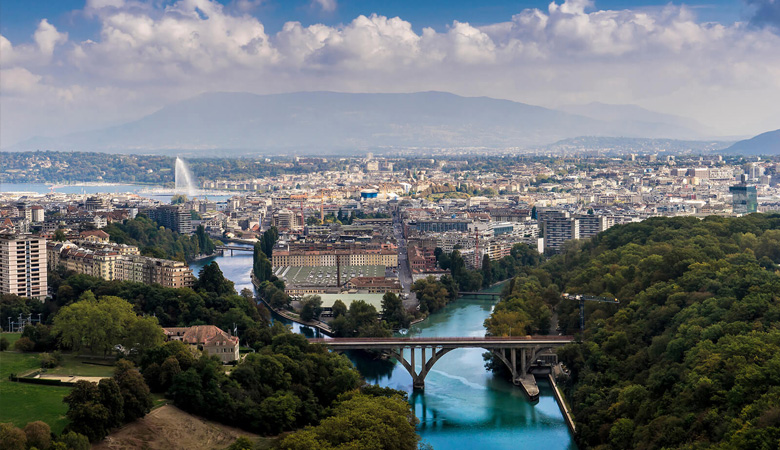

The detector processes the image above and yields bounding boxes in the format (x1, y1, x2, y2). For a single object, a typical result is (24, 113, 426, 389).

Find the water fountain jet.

(175, 157, 197, 199)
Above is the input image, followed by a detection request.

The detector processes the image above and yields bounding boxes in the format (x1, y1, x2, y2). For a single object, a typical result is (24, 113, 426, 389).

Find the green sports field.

(0, 333, 116, 433)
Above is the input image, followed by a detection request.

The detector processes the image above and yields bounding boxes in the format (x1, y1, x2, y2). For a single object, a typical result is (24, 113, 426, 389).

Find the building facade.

(0, 234, 48, 301)
(145, 205, 193, 234)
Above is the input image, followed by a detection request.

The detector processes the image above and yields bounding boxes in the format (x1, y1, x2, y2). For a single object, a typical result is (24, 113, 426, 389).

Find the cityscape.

(2, 1, 780, 450)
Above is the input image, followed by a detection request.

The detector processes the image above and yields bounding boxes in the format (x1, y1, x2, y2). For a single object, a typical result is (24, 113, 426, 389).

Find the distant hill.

(7, 91, 707, 155)
(543, 136, 733, 154)
(559, 102, 710, 138)
(724, 129, 780, 155)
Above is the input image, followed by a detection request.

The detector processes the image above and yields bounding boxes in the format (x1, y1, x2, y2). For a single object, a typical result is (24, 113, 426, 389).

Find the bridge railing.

(309, 335, 575, 344)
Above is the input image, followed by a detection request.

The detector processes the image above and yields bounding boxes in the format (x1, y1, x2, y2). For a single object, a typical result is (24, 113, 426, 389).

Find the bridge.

(458, 291, 501, 298)
(310, 336, 574, 400)
(216, 245, 254, 255)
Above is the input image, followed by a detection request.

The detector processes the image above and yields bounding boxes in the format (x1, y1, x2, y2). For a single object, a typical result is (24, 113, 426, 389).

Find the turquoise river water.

(190, 244, 578, 450)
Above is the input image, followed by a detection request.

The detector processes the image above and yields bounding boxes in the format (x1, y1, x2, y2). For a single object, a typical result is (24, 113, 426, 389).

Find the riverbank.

(250, 272, 333, 335)
(549, 374, 577, 436)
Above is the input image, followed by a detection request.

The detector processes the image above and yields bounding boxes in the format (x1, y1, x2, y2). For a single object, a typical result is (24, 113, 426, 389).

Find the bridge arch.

(310, 336, 573, 398)
(388, 344, 559, 391)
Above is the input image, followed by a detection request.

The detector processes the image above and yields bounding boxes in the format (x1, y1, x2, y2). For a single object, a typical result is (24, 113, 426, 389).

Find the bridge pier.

(390, 346, 454, 390)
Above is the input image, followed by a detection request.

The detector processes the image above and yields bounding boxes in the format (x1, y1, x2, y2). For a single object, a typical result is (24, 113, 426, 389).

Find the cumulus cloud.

(0, 0, 779, 147)
(0, 19, 67, 67)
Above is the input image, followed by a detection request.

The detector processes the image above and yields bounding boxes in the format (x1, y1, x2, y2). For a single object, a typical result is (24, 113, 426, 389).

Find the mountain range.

(6, 91, 725, 155)
(724, 129, 780, 155)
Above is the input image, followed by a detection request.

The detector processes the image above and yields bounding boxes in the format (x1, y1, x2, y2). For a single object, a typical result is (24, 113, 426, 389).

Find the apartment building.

(50, 244, 194, 288)
(144, 205, 193, 234)
(0, 234, 48, 301)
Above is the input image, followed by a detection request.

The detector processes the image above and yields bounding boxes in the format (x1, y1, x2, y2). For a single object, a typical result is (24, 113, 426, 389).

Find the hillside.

(7, 92, 705, 155)
(92, 405, 271, 450)
(487, 214, 780, 449)
(724, 128, 780, 155)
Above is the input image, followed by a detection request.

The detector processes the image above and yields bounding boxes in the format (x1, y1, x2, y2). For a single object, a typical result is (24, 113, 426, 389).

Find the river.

(190, 245, 578, 450)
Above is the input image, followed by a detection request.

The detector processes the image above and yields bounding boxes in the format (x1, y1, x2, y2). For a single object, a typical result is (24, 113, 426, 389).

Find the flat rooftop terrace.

(274, 265, 386, 287)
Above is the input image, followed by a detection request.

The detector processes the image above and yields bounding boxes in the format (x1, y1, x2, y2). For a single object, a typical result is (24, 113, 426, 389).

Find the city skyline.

(2, 0, 779, 148)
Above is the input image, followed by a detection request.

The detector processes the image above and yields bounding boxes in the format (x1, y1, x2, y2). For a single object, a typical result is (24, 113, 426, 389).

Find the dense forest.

(486, 213, 780, 449)
(103, 215, 217, 261)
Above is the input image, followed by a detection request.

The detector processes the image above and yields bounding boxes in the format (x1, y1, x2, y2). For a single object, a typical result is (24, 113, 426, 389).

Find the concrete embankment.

(549, 373, 577, 435)
(519, 375, 540, 402)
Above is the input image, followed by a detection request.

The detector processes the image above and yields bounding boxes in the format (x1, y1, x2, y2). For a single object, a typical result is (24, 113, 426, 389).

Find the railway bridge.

(309, 336, 574, 400)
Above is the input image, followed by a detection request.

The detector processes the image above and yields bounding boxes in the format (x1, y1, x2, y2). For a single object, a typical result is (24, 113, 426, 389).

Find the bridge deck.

(309, 335, 574, 350)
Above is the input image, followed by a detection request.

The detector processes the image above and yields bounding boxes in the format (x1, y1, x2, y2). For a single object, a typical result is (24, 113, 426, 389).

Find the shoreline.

(548, 373, 577, 436)
(250, 272, 334, 336)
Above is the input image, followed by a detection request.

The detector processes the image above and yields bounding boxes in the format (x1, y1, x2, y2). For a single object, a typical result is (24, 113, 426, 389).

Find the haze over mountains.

(6, 91, 734, 155)
(724, 129, 780, 155)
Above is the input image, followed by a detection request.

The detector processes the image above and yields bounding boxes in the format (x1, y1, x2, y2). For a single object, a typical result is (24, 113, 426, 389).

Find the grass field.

(47, 355, 116, 378)
(0, 337, 117, 433)
(0, 350, 70, 433)
(2, 332, 22, 347)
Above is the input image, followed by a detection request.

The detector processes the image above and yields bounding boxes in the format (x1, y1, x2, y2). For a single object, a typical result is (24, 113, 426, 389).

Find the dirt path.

(93, 405, 262, 450)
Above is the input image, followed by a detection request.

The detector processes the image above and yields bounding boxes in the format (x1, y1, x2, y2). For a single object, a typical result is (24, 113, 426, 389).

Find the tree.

(53, 293, 138, 355)
(381, 292, 410, 329)
(277, 393, 419, 450)
(159, 356, 182, 391)
(114, 359, 153, 422)
(195, 225, 215, 255)
(195, 262, 235, 296)
(171, 194, 187, 204)
(299, 295, 323, 322)
(411, 276, 454, 315)
(123, 316, 164, 359)
(97, 379, 125, 428)
(13, 337, 34, 352)
(253, 246, 272, 283)
(56, 432, 90, 450)
(54, 229, 67, 242)
(331, 300, 347, 318)
(260, 227, 279, 258)
(64, 381, 112, 442)
(0, 423, 26, 450)
(227, 437, 255, 450)
(481, 254, 492, 287)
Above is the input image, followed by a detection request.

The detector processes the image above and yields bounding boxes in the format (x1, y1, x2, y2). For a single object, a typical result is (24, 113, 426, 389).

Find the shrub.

(41, 351, 64, 369)
(24, 421, 51, 450)
(14, 337, 35, 352)
(0, 336, 9, 351)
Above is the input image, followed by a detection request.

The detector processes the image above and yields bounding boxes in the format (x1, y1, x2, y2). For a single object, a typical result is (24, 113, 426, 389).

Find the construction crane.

(562, 293, 620, 331)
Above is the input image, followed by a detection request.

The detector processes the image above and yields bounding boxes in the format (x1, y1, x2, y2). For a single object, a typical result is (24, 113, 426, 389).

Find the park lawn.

(46, 354, 116, 378)
(1, 332, 22, 347)
(0, 351, 70, 433)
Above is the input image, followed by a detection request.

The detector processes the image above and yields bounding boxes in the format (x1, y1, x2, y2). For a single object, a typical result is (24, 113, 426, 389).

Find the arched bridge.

(216, 245, 254, 255)
(457, 292, 501, 299)
(309, 336, 574, 399)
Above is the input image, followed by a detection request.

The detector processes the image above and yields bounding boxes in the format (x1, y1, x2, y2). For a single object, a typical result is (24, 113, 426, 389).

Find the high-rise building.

(730, 185, 758, 215)
(543, 216, 579, 252)
(0, 234, 48, 301)
(145, 205, 193, 234)
(575, 214, 608, 239)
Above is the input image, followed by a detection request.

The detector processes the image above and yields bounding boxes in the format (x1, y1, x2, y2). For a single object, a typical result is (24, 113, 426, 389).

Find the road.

(393, 215, 417, 308)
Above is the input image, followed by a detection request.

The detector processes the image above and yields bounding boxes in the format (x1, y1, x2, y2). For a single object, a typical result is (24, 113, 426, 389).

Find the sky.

(1, 0, 779, 148)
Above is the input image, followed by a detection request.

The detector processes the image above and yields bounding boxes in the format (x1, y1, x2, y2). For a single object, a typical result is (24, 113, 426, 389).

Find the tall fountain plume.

(175, 157, 197, 198)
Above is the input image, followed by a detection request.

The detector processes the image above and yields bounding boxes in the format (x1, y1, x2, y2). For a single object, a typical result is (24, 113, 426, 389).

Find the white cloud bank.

(1, 0, 779, 148)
